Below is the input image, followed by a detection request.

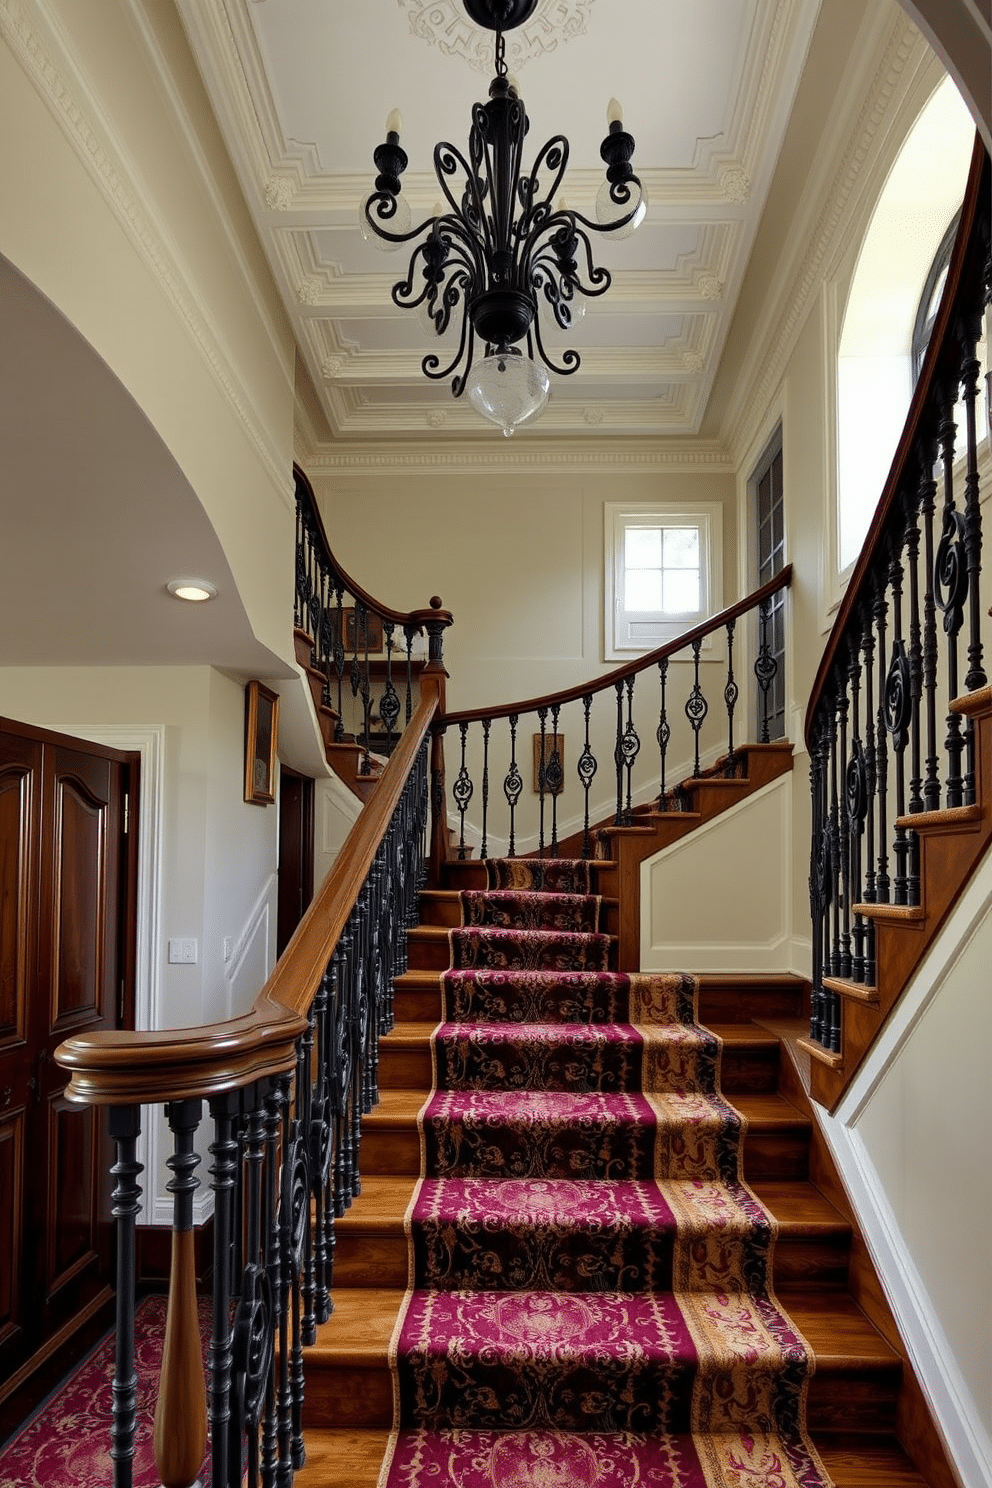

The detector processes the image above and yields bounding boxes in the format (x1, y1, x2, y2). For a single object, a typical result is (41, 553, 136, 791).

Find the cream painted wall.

(0, 666, 279, 1030)
(0, 2, 297, 664)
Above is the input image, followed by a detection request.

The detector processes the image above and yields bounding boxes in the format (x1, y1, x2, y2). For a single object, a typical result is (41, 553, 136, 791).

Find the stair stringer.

(804, 858, 992, 1488)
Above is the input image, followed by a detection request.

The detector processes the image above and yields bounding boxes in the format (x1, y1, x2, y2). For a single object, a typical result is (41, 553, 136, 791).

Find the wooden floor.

(293, 860, 946, 1486)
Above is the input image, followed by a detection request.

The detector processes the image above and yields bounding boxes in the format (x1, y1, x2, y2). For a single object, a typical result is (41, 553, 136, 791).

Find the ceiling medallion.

(400, 0, 596, 74)
(364, 0, 645, 436)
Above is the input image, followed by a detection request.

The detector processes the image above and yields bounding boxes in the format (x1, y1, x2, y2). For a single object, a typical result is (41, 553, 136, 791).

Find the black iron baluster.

(827, 697, 842, 988)
(960, 303, 987, 806)
(724, 618, 739, 774)
(873, 572, 891, 904)
(755, 597, 776, 742)
(403, 624, 416, 725)
(108, 1105, 142, 1488)
(613, 681, 624, 826)
(504, 714, 522, 857)
(847, 634, 869, 985)
(578, 693, 596, 859)
(685, 638, 707, 778)
(332, 584, 346, 741)
(308, 970, 331, 1338)
(294, 496, 304, 632)
(359, 606, 374, 775)
(381, 622, 400, 752)
(261, 1087, 283, 1488)
(480, 718, 491, 860)
(885, 533, 912, 906)
(548, 703, 563, 856)
(836, 669, 852, 978)
(208, 1093, 239, 1488)
(453, 721, 473, 859)
(656, 658, 670, 808)
(860, 603, 878, 987)
(537, 705, 549, 852)
(808, 719, 833, 1047)
(935, 378, 968, 808)
(273, 1075, 295, 1486)
(919, 431, 942, 811)
(621, 676, 640, 822)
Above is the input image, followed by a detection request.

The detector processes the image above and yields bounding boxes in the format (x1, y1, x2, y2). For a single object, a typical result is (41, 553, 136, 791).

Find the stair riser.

(405, 938, 617, 972)
(394, 981, 805, 1025)
(301, 1358, 899, 1434)
(417, 899, 619, 937)
(333, 1233, 848, 1293)
(358, 1123, 809, 1182)
(378, 1042, 780, 1095)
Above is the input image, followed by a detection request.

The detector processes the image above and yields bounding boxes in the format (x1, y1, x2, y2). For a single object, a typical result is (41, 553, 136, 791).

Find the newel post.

(154, 1099, 208, 1488)
(412, 596, 453, 886)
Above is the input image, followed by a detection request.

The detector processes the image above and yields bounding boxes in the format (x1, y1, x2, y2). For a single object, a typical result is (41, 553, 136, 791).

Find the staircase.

(295, 845, 953, 1486)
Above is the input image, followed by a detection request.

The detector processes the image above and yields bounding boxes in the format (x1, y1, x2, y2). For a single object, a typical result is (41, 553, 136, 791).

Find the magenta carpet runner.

(379, 859, 834, 1488)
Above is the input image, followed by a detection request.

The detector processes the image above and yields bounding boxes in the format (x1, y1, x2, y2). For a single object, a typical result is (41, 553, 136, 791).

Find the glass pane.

(625, 527, 661, 567)
(662, 569, 700, 613)
(663, 527, 699, 568)
(625, 569, 663, 611)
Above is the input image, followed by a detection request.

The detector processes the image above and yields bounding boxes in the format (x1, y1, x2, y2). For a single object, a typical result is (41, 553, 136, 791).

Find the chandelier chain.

(494, 28, 507, 78)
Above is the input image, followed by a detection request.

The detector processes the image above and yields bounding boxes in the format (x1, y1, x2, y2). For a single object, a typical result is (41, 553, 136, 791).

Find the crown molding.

(299, 438, 734, 476)
(0, 0, 293, 508)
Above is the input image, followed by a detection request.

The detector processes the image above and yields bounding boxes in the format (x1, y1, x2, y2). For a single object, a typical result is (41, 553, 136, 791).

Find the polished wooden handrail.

(805, 136, 989, 748)
(54, 683, 442, 1106)
(438, 566, 792, 730)
(295, 463, 451, 634)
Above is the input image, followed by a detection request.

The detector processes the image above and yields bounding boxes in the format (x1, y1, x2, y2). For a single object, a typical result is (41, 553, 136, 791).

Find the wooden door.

(0, 721, 137, 1388)
(277, 767, 314, 957)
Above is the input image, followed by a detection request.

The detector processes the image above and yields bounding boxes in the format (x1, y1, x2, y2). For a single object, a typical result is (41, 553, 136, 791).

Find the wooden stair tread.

(295, 1430, 930, 1488)
(784, 1292, 899, 1367)
(382, 1021, 782, 1046)
(365, 1088, 807, 1129)
(336, 1176, 846, 1240)
(306, 1288, 401, 1363)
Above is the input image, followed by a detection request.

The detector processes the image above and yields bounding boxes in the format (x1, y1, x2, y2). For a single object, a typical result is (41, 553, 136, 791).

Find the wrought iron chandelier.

(361, 0, 646, 436)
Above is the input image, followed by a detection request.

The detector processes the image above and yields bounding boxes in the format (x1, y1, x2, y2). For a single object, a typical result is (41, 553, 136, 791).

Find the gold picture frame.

(341, 605, 385, 656)
(244, 680, 279, 805)
(532, 733, 565, 795)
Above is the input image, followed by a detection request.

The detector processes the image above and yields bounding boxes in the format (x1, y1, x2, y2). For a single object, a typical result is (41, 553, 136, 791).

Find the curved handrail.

(805, 136, 989, 747)
(438, 567, 792, 729)
(295, 462, 450, 633)
(54, 685, 441, 1106)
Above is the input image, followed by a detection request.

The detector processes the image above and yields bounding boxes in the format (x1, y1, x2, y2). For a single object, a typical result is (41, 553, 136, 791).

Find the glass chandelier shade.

(361, 13, 645, 434)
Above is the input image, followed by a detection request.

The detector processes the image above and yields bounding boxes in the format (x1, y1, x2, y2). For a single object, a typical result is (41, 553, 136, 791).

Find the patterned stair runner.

(379, 860, 833, 1488)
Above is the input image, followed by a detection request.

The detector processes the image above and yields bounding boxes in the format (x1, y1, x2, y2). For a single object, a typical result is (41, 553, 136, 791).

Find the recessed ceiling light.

(167, 579, 217, 602)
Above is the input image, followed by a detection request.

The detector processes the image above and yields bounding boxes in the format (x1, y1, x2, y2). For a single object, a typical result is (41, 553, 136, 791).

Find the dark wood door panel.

(0, 755, 39, 1052)
(0, 1108, 25, 1351)
(44, 1095, 99, 1301)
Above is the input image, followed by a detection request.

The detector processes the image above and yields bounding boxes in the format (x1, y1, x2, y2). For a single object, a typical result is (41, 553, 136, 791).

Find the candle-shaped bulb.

(607, 98, 623, 126)
(386, 108, 403, 137)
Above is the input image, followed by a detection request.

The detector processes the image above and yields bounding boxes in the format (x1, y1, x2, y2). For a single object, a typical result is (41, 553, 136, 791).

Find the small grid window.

(605, 504, 722, 660)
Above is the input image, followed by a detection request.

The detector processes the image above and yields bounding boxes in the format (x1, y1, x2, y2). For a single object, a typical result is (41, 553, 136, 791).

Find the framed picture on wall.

(244, 680, 279, 805)
(341, 605, 385, 656)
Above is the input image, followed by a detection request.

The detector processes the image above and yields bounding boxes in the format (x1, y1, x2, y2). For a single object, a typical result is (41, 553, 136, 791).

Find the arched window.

(836, 77, 973, 572)
(912, 213, 960, 382)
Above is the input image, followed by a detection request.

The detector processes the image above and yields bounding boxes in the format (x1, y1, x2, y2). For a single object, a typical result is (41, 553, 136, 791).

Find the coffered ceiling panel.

(178, 0, 821, 442)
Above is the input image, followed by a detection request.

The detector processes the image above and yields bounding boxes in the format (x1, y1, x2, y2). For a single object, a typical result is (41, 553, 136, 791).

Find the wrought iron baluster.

(827, 699, 842, 988)
(919, 433, 941, 811)
(836, 670, 852, 978)
(308, 970, 332, 1337)
(960, 304, 987, 806)
(504, 714, 522, 857)
(935, 378, 967, 807)
(208, 1093, 239, 1488)
(873, 572, 891, 904)
(548, 703, 563, 856)
(108, 1105, 143, 1488)
(685, 638, 707, 778)
(885, 533, 912, 906)
(480, 718, 491, 860)
(621, 676, 640, 822)
(294, 496, 304, 632)
(453, 722, 473, 859)
(613, 681, 624, 826)
(755, 597, 777, 743)
(537, 705, 549, 852)
(724, 618, 739, 773)
(846, 635, 869, 985)
(808, 720, 832, 1047)
(578, 693, 596, 859)
(656, 658, 670, 808)
(403, 624, 416, 725)
(261, 1086, 283, 1488)
(381, 623, 400, 751)
(332, 585, 346, 741)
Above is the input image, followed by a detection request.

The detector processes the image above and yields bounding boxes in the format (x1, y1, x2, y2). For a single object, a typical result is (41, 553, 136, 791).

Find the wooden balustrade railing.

(295, 465, 452, 769)
(804, 137, 991, 1065)
(430, 566, 792, 866)
(55, 667, 446, 1487)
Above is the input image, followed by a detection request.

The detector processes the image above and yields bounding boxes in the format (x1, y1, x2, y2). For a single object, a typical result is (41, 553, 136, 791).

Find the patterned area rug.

(0, 1295, 211, 1488)
(379, 859, 833, 1488)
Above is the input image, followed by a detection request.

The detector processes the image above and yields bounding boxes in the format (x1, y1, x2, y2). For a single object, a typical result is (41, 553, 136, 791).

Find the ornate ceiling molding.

(400, 0, 596, 73)
(300, 438, 735, 474)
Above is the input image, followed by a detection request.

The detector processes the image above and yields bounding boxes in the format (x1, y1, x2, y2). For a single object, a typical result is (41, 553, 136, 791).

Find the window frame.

(604, 502, 723, 661)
